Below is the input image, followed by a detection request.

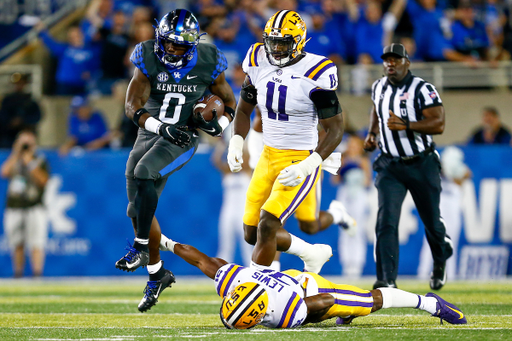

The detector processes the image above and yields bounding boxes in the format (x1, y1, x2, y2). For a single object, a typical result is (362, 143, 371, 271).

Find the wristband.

(144, 117, 163, 135)
(218, 116, 230, 131)
(132, 108, 149, 127)
(301, 152, 323, 175)
(224, 106, 235, 120)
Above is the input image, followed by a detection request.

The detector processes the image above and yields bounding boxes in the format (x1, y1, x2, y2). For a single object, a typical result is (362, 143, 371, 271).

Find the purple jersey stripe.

(221, 266, 242, 298)
(247, 45, 255, 66)
(216, 264, 235, 296)
(318, 288, 372, 298)
(277, 292, 300, 328)
(334, 299, 373, 308)
(311, 62, 335, 81)
(279, 166, 319, 221)
(304, 58, 329, 78)
(253, 44, 262, 67)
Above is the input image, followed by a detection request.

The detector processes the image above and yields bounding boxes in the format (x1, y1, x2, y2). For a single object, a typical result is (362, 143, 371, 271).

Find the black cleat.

(138, 269, 176, 312)
(430, 261, 447, 290)
(373, 280, 397, 289)
(115, 241, 149, 272)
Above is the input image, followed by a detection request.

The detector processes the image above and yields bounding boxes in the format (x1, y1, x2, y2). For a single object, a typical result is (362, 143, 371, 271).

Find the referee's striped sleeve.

(418, 82, 442, 109)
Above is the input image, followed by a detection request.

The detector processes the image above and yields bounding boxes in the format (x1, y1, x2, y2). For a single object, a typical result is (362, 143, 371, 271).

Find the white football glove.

(277, 152, 323, 187)
(227, 134, 244, 172)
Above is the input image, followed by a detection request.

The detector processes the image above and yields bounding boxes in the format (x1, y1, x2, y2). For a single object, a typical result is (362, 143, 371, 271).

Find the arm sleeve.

(39, 31, 66, 57)
(310, 90, 341, 119)
(129, 43, 150, 79)
(211, 47, 228, 82)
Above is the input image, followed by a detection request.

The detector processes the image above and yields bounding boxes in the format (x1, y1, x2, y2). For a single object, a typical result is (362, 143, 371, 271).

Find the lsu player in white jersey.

(159, 234, 467, 328)
(227, 10, 347, 273)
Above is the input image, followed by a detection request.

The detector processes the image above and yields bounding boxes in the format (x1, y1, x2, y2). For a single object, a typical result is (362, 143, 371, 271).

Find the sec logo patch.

(157, 72, 169, 82)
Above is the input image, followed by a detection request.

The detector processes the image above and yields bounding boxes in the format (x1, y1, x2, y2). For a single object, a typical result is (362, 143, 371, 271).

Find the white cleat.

(301, 244, 333, 274)
(329, 200, 357, 237)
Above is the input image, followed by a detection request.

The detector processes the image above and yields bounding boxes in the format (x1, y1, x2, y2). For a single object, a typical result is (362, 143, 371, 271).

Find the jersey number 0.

(159, 93, 186, 124)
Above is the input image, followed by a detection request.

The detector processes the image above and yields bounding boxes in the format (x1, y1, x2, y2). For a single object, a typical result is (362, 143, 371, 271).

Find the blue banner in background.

(0, 146, 511, 278)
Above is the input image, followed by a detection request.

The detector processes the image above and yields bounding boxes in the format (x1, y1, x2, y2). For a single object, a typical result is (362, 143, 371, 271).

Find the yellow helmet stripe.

(217, 265, 242, 297)
(226, 284, 265, 325)
(277, 292, 303, 328)
(250, 43, 264, 67)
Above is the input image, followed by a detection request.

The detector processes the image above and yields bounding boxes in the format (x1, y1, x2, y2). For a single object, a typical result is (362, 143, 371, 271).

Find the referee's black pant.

(373, 150, 453, 282)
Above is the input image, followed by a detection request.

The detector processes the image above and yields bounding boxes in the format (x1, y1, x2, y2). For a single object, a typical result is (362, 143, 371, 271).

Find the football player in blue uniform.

(114, 9, 236, 312)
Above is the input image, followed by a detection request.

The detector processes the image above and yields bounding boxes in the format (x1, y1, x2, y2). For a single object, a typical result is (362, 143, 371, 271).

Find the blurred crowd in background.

(24, 0, 512, 96)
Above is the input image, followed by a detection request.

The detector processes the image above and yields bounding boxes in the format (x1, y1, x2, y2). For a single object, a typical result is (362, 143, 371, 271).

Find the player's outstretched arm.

(227, 76, 256, 173)
(173, 243, 228, 280)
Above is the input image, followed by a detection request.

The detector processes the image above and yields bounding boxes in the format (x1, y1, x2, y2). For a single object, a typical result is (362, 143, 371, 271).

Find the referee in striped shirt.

(364, 43, 453, 290)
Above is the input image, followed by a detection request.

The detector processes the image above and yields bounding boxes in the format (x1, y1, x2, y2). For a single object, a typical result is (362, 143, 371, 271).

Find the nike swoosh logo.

(187, 75, 198, 79)
(291, 160, 301, 163)
(291, 76, 301, 79)
(447, 306, 464, 319)
(202, 127, 216, 133)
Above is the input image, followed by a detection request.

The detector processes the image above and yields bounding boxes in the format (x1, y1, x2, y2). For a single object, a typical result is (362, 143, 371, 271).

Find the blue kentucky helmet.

(154, 9, 201, 69)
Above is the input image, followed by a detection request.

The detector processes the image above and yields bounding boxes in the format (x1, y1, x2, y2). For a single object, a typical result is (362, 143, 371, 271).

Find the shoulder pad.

(304, 57, 335, 81)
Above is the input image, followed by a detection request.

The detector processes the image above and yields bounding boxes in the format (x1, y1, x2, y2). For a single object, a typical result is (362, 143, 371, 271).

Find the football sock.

(148, 261, 166, 281)
(270, 261, 281, 272)
(134, 178, 158, 240)
(286, 234, 308, 257)
(250, 261, 274, 272)
(327, 203, 343, 225)
(379, 288, 421, 309)
(147, 260, 163, 274)
(417, 295, 438, 315)
(133, 239, 149, 252)
(134, 238, 148, 245)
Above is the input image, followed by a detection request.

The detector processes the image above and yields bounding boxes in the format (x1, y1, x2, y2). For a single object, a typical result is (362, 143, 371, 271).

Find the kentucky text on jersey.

(155, 83, 199, 92)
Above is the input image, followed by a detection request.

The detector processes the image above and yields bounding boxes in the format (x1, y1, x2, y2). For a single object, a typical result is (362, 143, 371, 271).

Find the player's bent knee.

(134, 164, 153, 180)
(298, 220, 319, 235)
(243, 224, 257, 245)
(126, 202, 137, 218)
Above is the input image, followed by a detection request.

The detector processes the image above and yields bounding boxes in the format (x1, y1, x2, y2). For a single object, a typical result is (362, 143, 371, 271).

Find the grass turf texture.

(0, 277, 511, 340)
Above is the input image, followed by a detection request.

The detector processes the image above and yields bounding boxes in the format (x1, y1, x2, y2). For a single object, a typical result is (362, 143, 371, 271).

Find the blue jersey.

(130, 40, 227, 126)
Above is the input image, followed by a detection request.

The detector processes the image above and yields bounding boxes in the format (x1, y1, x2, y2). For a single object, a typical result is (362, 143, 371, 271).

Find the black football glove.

(159, 123, 191, 148)
(192, 109, 223, 137)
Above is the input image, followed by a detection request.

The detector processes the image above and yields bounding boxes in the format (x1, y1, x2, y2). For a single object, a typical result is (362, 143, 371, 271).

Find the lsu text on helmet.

(154, 9, 201, 69)
(263, 10, 307, 67)
(220, 282, 268, 329)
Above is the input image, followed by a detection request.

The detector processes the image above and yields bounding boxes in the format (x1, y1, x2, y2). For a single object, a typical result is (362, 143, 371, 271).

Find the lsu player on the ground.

(159, 234, 467, 328)
(115, 9, 236, 312)
(227, 10, 345, 273)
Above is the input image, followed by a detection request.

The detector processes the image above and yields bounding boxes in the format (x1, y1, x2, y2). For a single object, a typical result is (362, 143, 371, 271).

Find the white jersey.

(242, 43, 338, 150)
(214, 263, 308, 328)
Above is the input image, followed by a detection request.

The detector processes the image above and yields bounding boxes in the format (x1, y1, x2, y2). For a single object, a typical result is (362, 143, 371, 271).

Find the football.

(193, 94, 224, 122)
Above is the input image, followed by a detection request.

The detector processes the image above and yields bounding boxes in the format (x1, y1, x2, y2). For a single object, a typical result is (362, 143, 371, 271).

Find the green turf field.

(0, 277, 511, 340)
